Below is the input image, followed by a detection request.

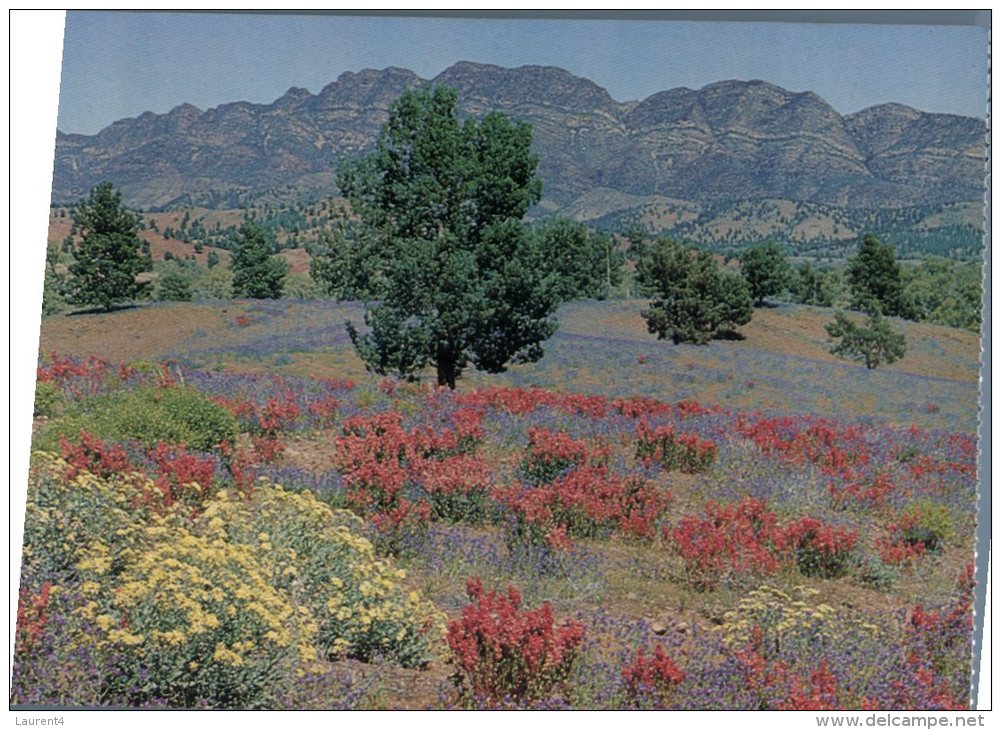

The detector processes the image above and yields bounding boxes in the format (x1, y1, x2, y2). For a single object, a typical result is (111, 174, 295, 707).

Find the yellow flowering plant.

(22, 453, 151, 581)
(197, 483, 445, 668)
(719, 584, 887, 655)
(19, 454, 444, 707)
(76, 524, 321, 707)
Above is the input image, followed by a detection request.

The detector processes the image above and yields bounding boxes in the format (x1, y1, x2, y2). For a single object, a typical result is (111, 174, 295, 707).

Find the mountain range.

(52, 61, 987, 220)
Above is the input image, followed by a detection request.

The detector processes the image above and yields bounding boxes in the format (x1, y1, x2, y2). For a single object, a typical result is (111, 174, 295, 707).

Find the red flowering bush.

(737, 415, 868, 485)
(37, 353, 115, 399)
(335, 412, 412, 515)
(59, 430, 133, 480)
(621, 643, 685, 708)
(877, 536, 926, 567)
(147, 441, 218, 510)
(445, 406, 486, 452)
(59, 432, 220, 515)
(417, 455, 493, 524)
(862, 660, 968, 711)
(636, 420, 717, 473)
(613, 395, 674, 419)
(251, 435, 286, 464)
(668, 497, 787, 590)
(15, 583, 52, 651)
(334, 411, 489, 550)
(454, 387, 608, 419)
(494, 466, 669, 552)
(211, 395, 259, 426)
(306, 398, 342, 426)
(860, 566, 975, 709)
(257, 395, 301, 437)
(675, 399, 718, 418)
(209, 392, 302, 457)
(446, 577, 585, 707)
(876, 510, 940, 567)
(780, 516, 858, 578)
(521, 428, 597, 485)
(735, 633, 839, 710)
(454, 386, 546, 415)
(905, 563, 974, 684)
(828, 472, 896, 510)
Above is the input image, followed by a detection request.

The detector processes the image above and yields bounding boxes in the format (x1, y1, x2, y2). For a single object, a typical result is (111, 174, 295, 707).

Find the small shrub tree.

(231, 222, 289, 299)
(825, 311, 906, 369)
(156, 268, 194, 302)
(41, 245, 68, 315)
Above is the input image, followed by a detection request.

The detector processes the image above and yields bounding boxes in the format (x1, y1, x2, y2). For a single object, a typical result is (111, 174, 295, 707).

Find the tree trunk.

(436, 351, 458, 389)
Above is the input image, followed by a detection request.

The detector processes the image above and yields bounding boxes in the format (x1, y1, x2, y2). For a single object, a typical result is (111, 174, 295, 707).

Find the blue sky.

(57, 11, 989, 135)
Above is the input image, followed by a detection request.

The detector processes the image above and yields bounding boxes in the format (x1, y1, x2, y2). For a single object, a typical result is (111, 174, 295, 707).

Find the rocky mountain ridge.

(53, 61, 986, 215)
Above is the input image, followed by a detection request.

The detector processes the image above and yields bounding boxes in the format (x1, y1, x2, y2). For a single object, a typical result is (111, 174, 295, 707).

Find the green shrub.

(36, 385, 239, 453)
(156, 269, 194, 302)
(856, 555, 900, 591)
(826, 311, 906, 369)
(33, 381, 63, 417)
(124, 359, 165, 377)
(900, 500, 954, 552)
(283, 271, 324, 299)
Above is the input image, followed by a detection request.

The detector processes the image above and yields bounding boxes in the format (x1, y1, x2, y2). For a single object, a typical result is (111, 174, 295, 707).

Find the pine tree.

(230, 222, 289, 299)
(66, 182, 150, 311)
(846, 234, 913, 318)
(741, 241, 792, 305)
(640, 240, 753, 344)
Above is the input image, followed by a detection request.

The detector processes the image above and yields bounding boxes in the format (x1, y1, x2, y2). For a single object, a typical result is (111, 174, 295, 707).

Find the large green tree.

(66, 182, 151, 311)
(741, 241, 792, 305)
(330, 86, 558, 389)
(846, 233, 913, 317)
(231, 221, 289, 299)
(640, 240, 753, 344)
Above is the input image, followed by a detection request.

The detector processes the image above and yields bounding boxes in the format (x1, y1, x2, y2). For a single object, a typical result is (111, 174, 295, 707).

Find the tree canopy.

(66, 181, 151, 311)
(327, 86, 558, 389)
(902, 257, 983, 332)
(533, 217, 622, 301)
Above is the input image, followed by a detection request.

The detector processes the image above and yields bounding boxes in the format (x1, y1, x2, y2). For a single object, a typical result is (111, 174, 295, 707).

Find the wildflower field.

(14, 299, 980, 709)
